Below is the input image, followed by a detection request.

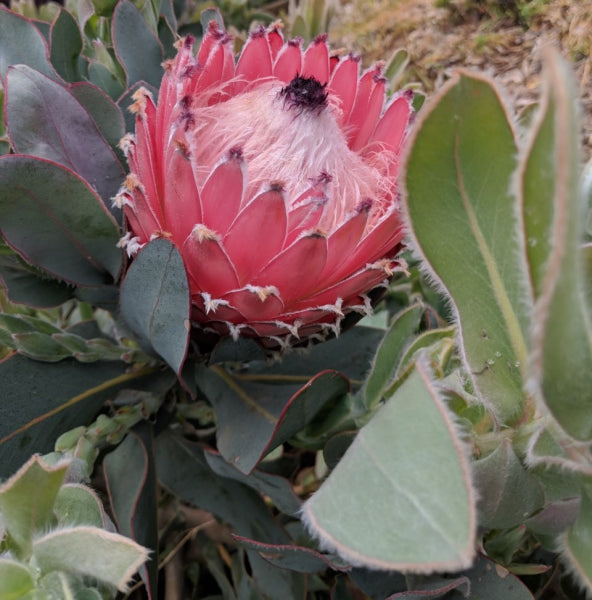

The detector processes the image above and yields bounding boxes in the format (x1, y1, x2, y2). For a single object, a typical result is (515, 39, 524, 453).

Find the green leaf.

(32, 526, 149, 591)
(0, 354, 160, 478)
(525, 50, 592, 440)
(200, 7, 224, 31)
(448, 555, 535, 600)
(362, 302, 423, 410)
(120, 239, 190, 376)
(37, 572, 104, 600)
(103, 425, 158, 599)
(563, 486, 592, 591)
(403, 71, 531, 423)
(112, 0, 164, 89)
(5, 65, 126, 210)
(0, 6, 56, 81)
(0, 253, 74, 307)
(0, 558, 34, 599)
(88, 61, 125, 101)
(385, 48, 409, 88)
(0, 455, 68, 557)
(11, 331, 72, 362)
(54, 483, 108, 528)
(197, 366, 350, 474)
(233, 535, 349, 574)
(204, 449, 302, 516)
(68, 82, 125, 157)
(155, 430, 307, 600)
(0, 155, 122, 286)
(246, 325, 384, 383)
(472, 439, 544, 529)
(49, 9, 83, 82)
(302, 359, 476, 571)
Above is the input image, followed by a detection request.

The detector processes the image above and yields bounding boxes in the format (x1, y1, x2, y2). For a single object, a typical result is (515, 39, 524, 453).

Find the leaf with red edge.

(103, 424, 158, 599)
(0, 155, 122, 287)
(233, 535, 350, 574)
(120, 238, 190, 377)
(196, 365, 350, 474)
(0, 6, 57, 82)
(5, 65, 125, 210)
(112, 0, 164, 89)
(0, 252, 74, 308)
(0, 354, 163, 478)
(204, 449, 301, 516)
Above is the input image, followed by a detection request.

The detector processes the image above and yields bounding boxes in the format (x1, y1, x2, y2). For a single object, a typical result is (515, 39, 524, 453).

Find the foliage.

(0, 455, 149, 598)
(0, 0, 591, 598)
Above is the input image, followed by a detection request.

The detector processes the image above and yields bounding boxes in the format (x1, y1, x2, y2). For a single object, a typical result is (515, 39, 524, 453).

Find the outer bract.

(116, 23, 414, 348)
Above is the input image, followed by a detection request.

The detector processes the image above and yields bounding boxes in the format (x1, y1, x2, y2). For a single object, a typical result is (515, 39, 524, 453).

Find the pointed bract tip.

(191, 224, 220, 243)
(250, 24, 266, 38)
(184, 34, 195, 49)
(129, 87, 152, 118)
(118, 133, 135, 156)
(313, 33, 328, 45)
(246, 284, 280, 302)
(123, 173, 143, 192)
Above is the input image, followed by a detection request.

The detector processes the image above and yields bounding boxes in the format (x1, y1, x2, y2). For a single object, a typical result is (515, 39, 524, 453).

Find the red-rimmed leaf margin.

(0, 155, 122, 287)
(196, 365, 351, 475)
(120, 238, 190, 379)
(0, 353, 163, 478)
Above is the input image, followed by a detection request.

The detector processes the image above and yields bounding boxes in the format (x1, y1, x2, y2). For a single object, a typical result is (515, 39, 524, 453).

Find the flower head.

(119, 23, 414, 347)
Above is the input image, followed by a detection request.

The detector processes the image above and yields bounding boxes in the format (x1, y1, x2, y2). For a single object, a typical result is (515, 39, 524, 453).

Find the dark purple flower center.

(280, 75, 328, 115)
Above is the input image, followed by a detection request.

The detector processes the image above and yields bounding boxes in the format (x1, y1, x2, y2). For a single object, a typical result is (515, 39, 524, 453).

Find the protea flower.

(116, 22, 414, 348)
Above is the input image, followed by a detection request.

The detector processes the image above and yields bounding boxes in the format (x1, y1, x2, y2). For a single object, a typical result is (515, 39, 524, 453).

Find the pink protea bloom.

(116, 23, 413, 348)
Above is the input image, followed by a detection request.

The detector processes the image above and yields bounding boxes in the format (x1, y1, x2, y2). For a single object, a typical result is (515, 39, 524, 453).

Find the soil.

(328, 0, 592, 159)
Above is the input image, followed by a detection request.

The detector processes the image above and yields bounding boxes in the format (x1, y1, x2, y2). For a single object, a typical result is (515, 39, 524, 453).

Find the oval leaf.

(0, 155, 121, 286)
(197, 365, 350, 474)
(0, 455, 68, 556)
(302, 359, 476, 572)
(5, 65, 125, 210)
(0, 558, 34, 598)
(524, 51, 592, 440)
(403, 71, 531, 424)
(32, 525, 149, 592)
(0, 6, 56, 81)
(112, 0, 164, 89)
(50, 8, 83, 82)
(120, 238, 190, 377)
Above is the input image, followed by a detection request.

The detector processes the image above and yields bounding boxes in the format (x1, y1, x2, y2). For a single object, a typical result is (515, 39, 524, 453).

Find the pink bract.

(116, 22, 414, 349)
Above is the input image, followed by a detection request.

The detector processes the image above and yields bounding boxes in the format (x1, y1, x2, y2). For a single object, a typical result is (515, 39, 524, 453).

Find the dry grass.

(328, 0, 592, 157)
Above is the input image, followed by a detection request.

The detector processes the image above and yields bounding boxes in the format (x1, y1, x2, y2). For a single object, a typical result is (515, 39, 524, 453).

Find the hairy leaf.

(32, 526, 149, 591)
(0, 455, 68, 557)
(403, 71, 531, 423)
(0, 155, 121, 286)
(525, 51, 592, 439)
(302, 360, 476, 571)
